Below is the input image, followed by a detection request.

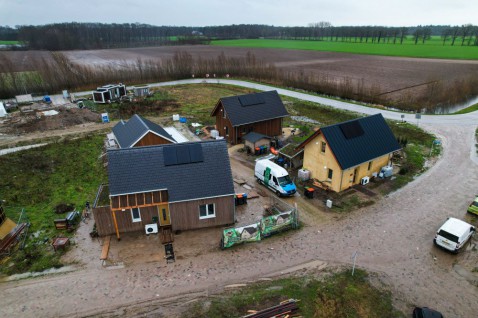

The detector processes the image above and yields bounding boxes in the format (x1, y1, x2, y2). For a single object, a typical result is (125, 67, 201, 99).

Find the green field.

(212, 37, 478, 60)
(0, 40, 20, 45)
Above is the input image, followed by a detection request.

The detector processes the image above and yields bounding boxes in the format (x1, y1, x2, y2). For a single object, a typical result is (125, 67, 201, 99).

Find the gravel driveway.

(0, 84, 477, 317)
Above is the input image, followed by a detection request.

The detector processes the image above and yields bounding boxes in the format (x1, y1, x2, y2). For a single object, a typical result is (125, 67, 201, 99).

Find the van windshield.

(438, 230, 459, 243)
(278, 176, 292, 186)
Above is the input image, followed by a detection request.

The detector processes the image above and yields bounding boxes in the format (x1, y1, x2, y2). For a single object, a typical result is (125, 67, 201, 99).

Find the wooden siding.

(170, 195, 235, 231)
(134, 131, 172, 147)
(214, 104, 234, 143)
(111, 190, 168, 211)
(93, 206, 115, 236)
(93, 205, 161, 236)
(214, 102, 283, 144)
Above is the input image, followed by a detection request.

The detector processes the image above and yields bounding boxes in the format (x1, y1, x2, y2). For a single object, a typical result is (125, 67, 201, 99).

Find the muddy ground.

(3, 46, 478, 107)
(0, 118, 477, 317)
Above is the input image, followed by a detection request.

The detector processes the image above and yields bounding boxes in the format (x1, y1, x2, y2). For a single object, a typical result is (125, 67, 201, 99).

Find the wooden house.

(297, 114, 401, 192)
(92, 140, 235, 239)
(211, 90, 288, 144)
(111, 114, 176, 148)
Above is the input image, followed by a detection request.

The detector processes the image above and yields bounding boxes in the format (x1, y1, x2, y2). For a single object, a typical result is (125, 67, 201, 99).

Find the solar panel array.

(339, 121, 364, 139)
(238, 94, 265, 107)
(163, 143, 204, 166)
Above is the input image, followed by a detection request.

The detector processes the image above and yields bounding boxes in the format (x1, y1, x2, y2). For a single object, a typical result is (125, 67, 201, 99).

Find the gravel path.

(0, 82, 477, 317)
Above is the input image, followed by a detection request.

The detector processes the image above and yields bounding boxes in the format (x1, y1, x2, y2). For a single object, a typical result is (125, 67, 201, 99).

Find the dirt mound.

(6, 107, 101, 134)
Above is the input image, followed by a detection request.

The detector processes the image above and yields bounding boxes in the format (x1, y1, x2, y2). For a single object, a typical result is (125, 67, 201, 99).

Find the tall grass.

(0, 51, 477, 111)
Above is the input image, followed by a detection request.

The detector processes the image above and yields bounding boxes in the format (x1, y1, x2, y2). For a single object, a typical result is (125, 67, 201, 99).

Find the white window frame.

(131, 207, 141, 223)
(199, 203, 216, 219)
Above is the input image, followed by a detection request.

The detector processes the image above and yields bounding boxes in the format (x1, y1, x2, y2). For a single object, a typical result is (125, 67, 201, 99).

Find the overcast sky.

(0, 0, 476, 27)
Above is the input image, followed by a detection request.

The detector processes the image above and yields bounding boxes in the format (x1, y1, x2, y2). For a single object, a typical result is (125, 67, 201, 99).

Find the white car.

(434, 217, 475, 253)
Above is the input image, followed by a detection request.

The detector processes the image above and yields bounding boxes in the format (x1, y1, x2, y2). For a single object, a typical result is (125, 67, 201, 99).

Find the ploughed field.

(2, 45, 478, 106)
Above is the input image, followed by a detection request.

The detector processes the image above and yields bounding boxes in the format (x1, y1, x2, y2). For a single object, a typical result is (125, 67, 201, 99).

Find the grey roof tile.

(107, 140, 235, 202)
(219, 90, 288, 126)
(112, 114, 175, 148)
(321, 114, 401, 169)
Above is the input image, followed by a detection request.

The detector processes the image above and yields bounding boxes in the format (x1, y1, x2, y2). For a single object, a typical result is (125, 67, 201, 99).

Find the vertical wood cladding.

(214, 102, 283, 144)
(134, 131, 172, 147)
(169, 195, 235, 231)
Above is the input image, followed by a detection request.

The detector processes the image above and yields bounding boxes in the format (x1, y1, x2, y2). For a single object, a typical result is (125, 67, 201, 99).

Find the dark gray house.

(111, 114, 176, 148)
(93, 140, 235, 239)
(211, 90, 289, 144)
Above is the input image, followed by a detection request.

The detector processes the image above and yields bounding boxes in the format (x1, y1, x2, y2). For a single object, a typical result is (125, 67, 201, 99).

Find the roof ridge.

(134, 114, 150, 131)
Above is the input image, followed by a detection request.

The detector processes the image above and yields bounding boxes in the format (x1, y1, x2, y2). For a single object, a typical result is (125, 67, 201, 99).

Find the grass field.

(0, 134, 107, 275)
(212, 37, 478, 60)
(0, 40, 19, 45)
(185, 269, 403, 318)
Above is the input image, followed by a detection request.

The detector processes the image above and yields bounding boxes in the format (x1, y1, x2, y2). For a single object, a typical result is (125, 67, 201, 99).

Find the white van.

(434, 217, 475, 253)
(255, 159, 296, 197)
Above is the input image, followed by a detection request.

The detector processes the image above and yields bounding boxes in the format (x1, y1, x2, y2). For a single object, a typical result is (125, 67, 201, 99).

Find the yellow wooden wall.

(303, 133, 393, 192)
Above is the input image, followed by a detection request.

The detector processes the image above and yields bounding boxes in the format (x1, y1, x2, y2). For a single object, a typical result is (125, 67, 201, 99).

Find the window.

(131, 207, 141, 223)
(278, 175, 292, 186)
(328, 168, 333, 180)
(272, 176, 278, 185)
(199, 203, 215, 219)
(368, 161, 373, 171)
(321, 142, 326, 153)
(225, 126, 229, 136)
(222, 108, 226, 119)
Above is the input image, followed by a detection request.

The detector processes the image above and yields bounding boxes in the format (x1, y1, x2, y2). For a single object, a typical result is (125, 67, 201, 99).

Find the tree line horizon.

(0, 22, 477, 50)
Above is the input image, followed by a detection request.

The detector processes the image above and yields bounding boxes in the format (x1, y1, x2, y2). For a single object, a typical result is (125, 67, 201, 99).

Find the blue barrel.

(243, 193, 248, 204)
(179, 117, 187, 123)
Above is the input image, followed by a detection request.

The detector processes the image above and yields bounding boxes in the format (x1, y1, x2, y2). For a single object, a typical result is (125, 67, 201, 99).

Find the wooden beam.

(110, 202, 168, 212)
(100, 236, 111, 260)
(112, 210, 120, 240)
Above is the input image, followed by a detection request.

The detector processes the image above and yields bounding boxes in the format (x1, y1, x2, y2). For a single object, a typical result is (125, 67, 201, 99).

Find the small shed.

(243, 132, 271, 152)
(133, 85, 150, 97)
(278, 143, 304, 169)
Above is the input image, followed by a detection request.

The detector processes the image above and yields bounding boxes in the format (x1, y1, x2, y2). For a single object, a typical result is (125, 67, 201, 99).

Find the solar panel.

(176, 145, 191, 165)
(163, 147, 178, 166)
(189, 143, 203, 163)
(339, 121, 364, 139)
(238, 94, 265, 107)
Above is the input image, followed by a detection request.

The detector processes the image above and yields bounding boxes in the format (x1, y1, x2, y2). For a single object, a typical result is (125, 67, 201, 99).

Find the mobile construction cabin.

(93, 83, 127, 103)
(0, 102, 6, 117)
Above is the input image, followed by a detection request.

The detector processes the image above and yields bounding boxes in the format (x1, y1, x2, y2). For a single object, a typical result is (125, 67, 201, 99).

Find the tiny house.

(93, 83, 127, 103)
(93, 140, 235, 239)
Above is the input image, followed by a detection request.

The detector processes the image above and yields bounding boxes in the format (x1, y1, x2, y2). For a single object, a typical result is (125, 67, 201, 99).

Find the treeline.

(1, 51, 477, 112)
(3, 23, 478, 50)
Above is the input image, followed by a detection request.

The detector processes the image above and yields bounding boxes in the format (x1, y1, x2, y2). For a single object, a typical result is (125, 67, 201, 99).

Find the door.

(158, 205, 171, 226)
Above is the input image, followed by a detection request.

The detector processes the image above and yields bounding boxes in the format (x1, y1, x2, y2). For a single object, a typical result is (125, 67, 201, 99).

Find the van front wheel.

(276, 190, 281, 197)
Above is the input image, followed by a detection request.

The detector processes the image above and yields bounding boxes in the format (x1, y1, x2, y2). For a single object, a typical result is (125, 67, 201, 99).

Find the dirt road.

(0, 123, 477, 317)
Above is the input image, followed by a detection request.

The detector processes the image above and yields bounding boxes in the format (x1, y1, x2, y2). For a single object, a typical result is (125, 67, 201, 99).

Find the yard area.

(0, 83, 439, 276)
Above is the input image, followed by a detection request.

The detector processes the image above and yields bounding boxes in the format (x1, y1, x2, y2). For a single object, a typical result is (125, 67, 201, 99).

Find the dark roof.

(299, 114, 401, 169)
(214, 90, 288, 126)
(107, 140, 235, 202)
(112, 114, 176, 148)
(243, 132, 271, 143)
